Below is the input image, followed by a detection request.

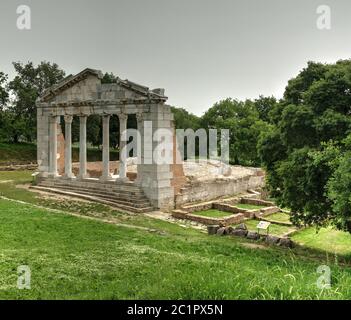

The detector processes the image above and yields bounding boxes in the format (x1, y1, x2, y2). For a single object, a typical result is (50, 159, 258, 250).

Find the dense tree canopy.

(6, 61, 66, 142)
(202, 98, 270, 166)
(258, 59, 351, 232)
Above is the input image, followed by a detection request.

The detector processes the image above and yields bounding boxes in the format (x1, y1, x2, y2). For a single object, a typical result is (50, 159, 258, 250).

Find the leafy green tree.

(253, 95, 277, 123)
(327, 149, 351, 232)
(8, 61, 66, 142)
(259, 59, 351, 231)
(0, 72, 9, 141)
(284, 61, 328, 105)
(171, 107, 200, 130)
(0, 72, 8, 110)
(277, 145, 340, 228)
(202, 98, 269, 166)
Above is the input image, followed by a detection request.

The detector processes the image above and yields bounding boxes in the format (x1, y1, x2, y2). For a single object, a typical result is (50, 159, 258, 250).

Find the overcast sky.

(0, 0, 350, 115)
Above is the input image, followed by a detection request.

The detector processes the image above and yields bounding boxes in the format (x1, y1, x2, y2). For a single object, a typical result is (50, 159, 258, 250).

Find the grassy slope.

(236, 219, 295, 237)
(1, 171, 351, 299)
(266, 213, 292, 223)
(0, 143, 37, 165)
(2, 199, 351, 300)
(292, 227, 351, 258)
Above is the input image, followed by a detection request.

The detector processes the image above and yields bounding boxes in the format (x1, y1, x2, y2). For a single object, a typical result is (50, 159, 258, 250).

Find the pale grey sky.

(0, 0, 350, 115)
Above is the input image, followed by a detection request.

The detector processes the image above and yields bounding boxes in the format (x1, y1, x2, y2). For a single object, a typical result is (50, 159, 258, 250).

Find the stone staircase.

(31, 178, 154, 213)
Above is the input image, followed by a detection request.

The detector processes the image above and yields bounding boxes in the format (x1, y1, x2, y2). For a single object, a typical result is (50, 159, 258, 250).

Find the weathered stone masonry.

(36, 68, 179, 210)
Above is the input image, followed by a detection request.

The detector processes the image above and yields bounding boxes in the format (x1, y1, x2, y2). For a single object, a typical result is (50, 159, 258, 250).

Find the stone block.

(207, 225, 220, 235)
(266, 235, 280, 245)
(246, 231, 260, 240)
(216, 227, 226, 236)
(235, 223, 248, 231)
(260, 206, 280, 216)
(231, 229, 248, 237)
(279, 238, 293, 248)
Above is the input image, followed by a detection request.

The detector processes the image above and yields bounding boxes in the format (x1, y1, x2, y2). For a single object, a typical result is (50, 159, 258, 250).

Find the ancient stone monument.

(35, 68, 182, 212)
(34, 68, 265, 213)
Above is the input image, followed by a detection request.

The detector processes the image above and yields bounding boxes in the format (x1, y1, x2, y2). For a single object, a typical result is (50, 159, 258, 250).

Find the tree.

(7, 61, 65, 142)
(171, 107, 200, 130)
(0, 72, 9, 141)
(253, 95, 277, 123)
(258, 59, 351, 231)
(0, 72, 8, 110)
(327, 149, 351, 232)
(202, 98, 269, 166)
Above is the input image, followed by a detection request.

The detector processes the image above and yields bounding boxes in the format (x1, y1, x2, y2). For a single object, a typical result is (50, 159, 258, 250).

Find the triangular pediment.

(38, 68, 167, 105)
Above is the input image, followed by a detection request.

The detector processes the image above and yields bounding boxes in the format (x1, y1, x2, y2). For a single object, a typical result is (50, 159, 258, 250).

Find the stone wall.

(170, 126, 187, 196)
(57, 124, 65, 175)
(240, 198, 275, 206)
(175, 173, 265, 207)
(172, 209, 245, 226)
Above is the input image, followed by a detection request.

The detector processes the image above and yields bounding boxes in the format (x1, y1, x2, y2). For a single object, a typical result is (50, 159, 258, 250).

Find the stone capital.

(64, 115, 73, 124)
(118, 112, 128, 121)
(49, 115, 60, 124)
(136, 112, 144, 123)
(79, 115, 88, 124)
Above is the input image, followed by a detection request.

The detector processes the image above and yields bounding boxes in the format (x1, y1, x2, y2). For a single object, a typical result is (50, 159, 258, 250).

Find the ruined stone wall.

(170, 126, 187, 196)
(175, 173, 265, 207)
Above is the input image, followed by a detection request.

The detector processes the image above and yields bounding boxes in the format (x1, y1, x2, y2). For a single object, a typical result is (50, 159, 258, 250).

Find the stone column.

(135, 112, 143, 185)
(48, 116, 59, 177)
(78, 115, 88, 179)
(64, 115, 74, 179)
(117, 113, 128, 181)
(100, 115, 112, 181)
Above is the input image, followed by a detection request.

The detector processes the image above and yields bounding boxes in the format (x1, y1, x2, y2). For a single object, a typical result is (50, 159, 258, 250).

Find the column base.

(77, 174, 90, 180)
(99, 175, 114, 182)
(63, 174, 76, 180)
(47, 173, 59, 178)
(116, 177, 129, 183)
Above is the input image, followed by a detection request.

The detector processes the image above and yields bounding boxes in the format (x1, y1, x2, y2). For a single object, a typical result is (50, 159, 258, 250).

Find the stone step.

(39, 183, 147, 200)
(30, 186, 154, 213)
(41, 185, 151, 208)
(40, 179, 142, 189)
(38, 181, 145, 196)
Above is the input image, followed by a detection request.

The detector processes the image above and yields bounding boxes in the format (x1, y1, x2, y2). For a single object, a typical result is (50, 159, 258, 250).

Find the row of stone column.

(48, 114, 129, 181)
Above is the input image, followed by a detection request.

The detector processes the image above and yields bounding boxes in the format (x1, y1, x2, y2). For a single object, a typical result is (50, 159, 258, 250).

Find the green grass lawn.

(193, 209, 232, 218)
(235, 203, 265, 210)
(2, 170, 351, 299)
(266, 212, 292, 224)
(0, 143, 37, 165)
(292, 227, 351, 258)
(236, 219, 296, 237)
(2, 199, 351, 299)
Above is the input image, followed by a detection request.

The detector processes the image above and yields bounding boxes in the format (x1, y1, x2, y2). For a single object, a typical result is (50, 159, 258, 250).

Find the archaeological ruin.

(33, 68, 264, 212)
